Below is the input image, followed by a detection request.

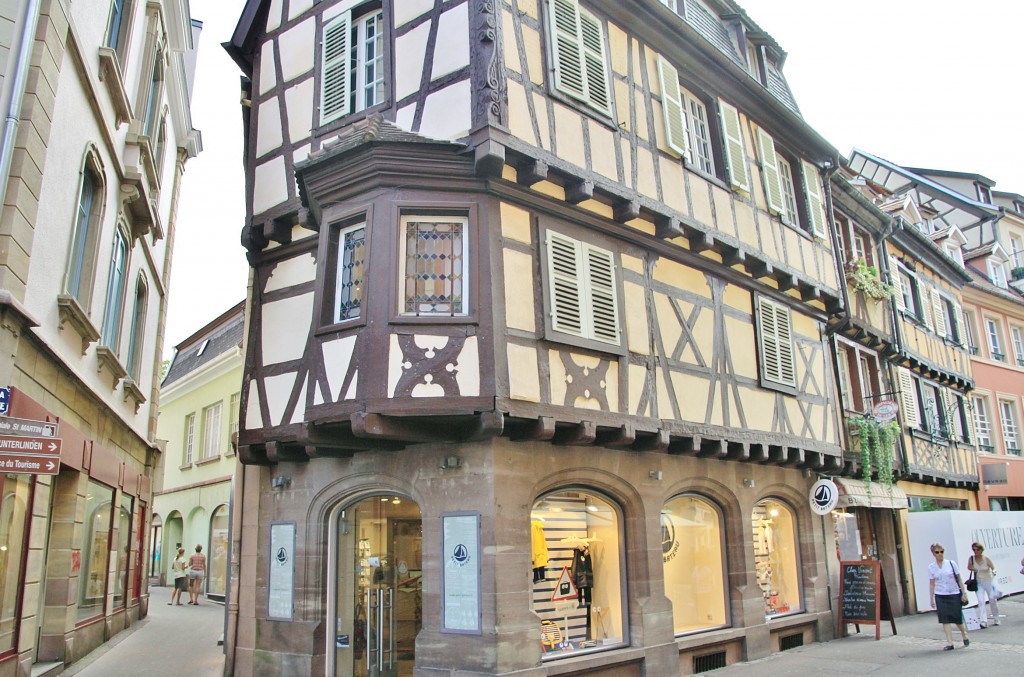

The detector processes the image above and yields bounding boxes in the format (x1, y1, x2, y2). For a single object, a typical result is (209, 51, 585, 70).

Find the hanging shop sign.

(809, 478, 839, 515)
(872, 400, 899, 424)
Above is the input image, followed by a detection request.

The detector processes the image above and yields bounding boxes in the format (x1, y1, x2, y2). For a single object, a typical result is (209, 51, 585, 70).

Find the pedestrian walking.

(967, 542, 1000, 627)
(928, 542, 969, 651)
(169, 547, 188, 606)
(188, 544, 207, 605)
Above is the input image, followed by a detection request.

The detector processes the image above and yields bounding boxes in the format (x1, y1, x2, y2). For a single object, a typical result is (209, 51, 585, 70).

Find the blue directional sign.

(0, 387, 10, 416)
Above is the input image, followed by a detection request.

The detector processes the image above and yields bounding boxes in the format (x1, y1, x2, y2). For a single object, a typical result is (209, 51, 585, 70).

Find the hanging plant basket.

(846, 258, 895, 302)
(850, 415, 900, 490)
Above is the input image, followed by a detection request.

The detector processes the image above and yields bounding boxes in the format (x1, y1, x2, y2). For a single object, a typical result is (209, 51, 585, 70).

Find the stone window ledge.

(57, 295, 100, 354)
(122, 377, 146, 413)
(95, 345, 128, 389)
(98, 48, 131, 126)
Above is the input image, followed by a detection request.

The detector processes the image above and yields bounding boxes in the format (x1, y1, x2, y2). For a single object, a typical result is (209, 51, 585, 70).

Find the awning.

(835, 478, 909, 510)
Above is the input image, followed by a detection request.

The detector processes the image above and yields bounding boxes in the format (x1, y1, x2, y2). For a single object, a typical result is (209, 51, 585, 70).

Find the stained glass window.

(402, 217, 466, 316)
(335, 224, 366, 322)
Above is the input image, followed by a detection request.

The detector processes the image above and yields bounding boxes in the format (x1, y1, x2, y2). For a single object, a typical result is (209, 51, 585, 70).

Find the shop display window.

(208, 505, 229, 598)
(78, 480, 115, 623)
(113, 494, 132, 608)
(530, 490, 626, 658)
(661, 495, 728, 634)
(0, 474, 31, 653)
(751, 499, 801, 618)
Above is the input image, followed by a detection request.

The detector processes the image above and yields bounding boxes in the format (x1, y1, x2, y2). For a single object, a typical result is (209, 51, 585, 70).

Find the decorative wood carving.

(393, 335, 467, 398)
(559, 353, 610, 410)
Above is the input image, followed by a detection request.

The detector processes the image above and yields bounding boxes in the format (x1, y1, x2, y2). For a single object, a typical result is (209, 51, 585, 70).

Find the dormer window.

(977, 183, 992, 204)
(944, 242, 964, 266)
(989, 258, 1008, 288)
(1015, 200, 1024, 215)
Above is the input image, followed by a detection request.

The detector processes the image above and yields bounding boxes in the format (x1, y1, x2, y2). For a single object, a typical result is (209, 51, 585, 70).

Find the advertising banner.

(907, 511, 1024, 611)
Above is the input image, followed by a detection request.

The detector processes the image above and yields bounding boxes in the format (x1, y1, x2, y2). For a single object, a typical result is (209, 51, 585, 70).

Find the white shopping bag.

(962, 607, 981, 632)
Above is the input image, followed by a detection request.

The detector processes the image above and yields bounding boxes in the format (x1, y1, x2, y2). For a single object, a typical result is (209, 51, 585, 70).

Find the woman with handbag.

(927, 542, 969, 651)
(967, 542, 999, 627)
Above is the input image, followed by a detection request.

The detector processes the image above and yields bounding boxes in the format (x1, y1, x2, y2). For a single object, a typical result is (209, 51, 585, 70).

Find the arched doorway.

(332, 495, 422, 677)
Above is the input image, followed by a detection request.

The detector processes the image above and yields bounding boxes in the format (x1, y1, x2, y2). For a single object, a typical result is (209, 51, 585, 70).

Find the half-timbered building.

(224, 1, 847, 674)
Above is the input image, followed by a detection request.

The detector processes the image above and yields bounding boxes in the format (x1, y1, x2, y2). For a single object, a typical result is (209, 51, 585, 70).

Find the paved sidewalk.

(714, 594, 1024, 676)
(61, 585, 225, 677)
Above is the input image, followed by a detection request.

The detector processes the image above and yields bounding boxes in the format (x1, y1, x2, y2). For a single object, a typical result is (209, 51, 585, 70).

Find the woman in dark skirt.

(928, 542, 969, 651)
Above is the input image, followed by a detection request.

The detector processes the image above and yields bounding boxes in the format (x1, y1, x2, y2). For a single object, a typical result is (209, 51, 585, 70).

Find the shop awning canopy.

(835, 478, 909, 510)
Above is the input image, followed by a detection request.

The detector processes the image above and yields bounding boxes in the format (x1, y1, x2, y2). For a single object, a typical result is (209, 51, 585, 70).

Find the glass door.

(335, 496, 421, 677)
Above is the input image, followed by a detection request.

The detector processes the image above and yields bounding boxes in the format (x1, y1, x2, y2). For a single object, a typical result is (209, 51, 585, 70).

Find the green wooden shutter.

(801, 159, 826, 237)
(547, 231, 584, 337)
(756, 128, 784, 215)
(578, 7, 610, 114)
(657, 57, 690, 161)
(890, 256, 905, 312)
(320, 12, 351, 125)
(583, 243, 619, 344)
(757, 297, 795, 387)
(898, 367, 918, 428)
(718, 99, 749, 192)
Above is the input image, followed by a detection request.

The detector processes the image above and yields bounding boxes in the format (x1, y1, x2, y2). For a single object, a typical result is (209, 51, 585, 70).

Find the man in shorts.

(188, 544, 207, 605)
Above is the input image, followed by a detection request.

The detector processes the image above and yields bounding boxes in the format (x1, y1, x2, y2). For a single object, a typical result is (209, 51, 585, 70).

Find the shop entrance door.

(335, 496, 421, 677)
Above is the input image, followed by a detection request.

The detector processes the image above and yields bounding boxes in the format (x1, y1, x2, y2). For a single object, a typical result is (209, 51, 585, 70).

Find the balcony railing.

(969, 345, 979, 356)
(992, 351, 1006, 362)
(1017, 357, 1024, 367)
(1008, 445, 1021, 456)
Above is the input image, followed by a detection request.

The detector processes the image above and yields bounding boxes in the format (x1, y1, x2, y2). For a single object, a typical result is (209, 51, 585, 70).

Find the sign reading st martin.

(0, 435, 62, 455)
(0, 416, 59, 438)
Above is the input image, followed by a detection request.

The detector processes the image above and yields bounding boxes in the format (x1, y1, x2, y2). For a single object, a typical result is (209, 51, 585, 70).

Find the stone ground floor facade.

(225, 437, 838, 677)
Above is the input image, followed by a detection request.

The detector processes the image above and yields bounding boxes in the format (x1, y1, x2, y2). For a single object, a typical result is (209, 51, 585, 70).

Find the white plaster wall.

(277, 18, 315, 83)
(395, 104, 416, 132)
(264, 253, 317, 292)
(395, 0, 434, 27)
(395, 21, 430, 102)
(264, 372, 297, 426)
(245, 380, 264, 429)
(261, 293, 314, 364)
(322, 335, 357, 402)
(455, 336, 480, 396)
(284, 79, 314, 144)
(266, 0, 282, 31)
(288, 0, 314, 21)
(432, 3, 469, 81)
(259, 40, 278, 95)
(253, 156, 289, 214)
(256, 98, 283, 157)
(419, 80, 472, 140)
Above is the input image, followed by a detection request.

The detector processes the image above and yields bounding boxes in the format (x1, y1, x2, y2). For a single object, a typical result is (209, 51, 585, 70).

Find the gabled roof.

(904, 166, 997, 189)
(963, 241, 1008, 264)
(300, 113, 463, 169)
(929, 225, 967, 246)
(162, 302, 245, 388)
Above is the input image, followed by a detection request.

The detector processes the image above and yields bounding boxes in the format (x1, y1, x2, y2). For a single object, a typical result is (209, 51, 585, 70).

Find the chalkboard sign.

(838, 561, 896, 640)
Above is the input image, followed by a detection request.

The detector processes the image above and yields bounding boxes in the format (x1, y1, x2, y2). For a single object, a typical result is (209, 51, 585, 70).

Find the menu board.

(838, 561, 896, 640)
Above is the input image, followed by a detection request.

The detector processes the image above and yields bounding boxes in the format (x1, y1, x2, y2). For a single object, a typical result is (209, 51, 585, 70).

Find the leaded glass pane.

(336, 226, 366, 322)
(403, 220, 464, 316)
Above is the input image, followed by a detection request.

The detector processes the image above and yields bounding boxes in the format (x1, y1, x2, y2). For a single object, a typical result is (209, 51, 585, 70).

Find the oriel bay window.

(321, 214, 368, 327)
(530, 490, 625, 658)
(662, 495, 727, 635)
(399, 214, 467, 317)
(752, 499, 801, 618)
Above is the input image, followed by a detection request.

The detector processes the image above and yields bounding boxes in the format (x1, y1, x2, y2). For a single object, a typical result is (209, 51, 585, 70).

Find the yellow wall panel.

(656, 364, 672, 420)
(553, 103, 586, 167)
(624, 281, 650, 355)
(522, 26, 544, 86)
(628, 363, 648, 416)
(624, 218, 656, 236)
(519, 0, 538, 20)
(589, 119, 618, 181)
(734, 200, 757, 248)
(608, 22, 628, 76)
(503, 249, 536, 332)
(674, 370, 711, 425)
(725, 315, 757, 379)
(653, 292, 683, 354)
(508, 344, 541, 403)
(744, 388, 776, 431)
(689, 302, 716, 363)
(782, 228, 801, 269)
(502, 10, 520, 75)
(579, 199, 614, 219)
(652, 258, 708, 298)
(722, 282, 750, 312)
(636, 146, 658, 200)
(532, 180, 566, 201)
(506, 80, 536, 147)
(548, 349, 566, 405)
(633, 90, 649, 141)
(791, 311, 819, 340)
(621, 253, 645, 274)
(531, 92, 551, 151)
(715, 187, 738, 238)
(690, 181, 713, 229)
(759, 222, 780, 261)
(619, 137, 633, 186)
(660, 157, 688, 215)
(500, 201, 532, 244)
(502, 165, 517, 181)
(800, 237, 816, 280)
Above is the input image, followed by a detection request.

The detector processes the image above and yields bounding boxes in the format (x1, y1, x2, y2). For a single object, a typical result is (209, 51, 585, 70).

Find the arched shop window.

(752, 498, 801, 618)
(208, 505, 229, 598)
(0, 474, 31, 653)
(661, 494, 728, 634)
(530, 489, 626, 658)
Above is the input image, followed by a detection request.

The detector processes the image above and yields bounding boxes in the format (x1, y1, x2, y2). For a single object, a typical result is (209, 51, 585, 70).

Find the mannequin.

(531, 520, 549, 582)
(571, 544, 594, 608)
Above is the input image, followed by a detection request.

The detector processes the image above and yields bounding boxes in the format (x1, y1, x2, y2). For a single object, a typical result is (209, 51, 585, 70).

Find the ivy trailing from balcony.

(851, 415, 901, 490)
(847, 258, 895, 302)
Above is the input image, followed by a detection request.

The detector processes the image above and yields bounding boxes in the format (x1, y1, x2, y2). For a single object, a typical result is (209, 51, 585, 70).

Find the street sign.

(0, 387, 9, 415)
(550, 566, 579, 603)
(0, 416, 59, 438)
(0, 454, 58, 475)
(0, 435, 61, 455)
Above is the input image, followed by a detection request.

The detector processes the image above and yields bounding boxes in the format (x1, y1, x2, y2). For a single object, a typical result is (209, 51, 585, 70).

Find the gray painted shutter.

(756, 128, 784, 215)
(578, 7, 611, 114)
(320, 12, 351, 125)
(801, 159, 826, 237)
(657, 57, 690, 161)
(583, 243, 619, 344)
(898, 367, 918, 428)
(718, 99, 749, 192)
(547, 231, 584, 337)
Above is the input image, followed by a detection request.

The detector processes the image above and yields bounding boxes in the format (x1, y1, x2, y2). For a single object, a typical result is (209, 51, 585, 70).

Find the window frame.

(662, 493, 729, 636)
(77, 480, 116, 625)
(999, 399, 1020, 455)
(1011, 325, 1024, 367)
(201, 402, 223, 460)
(100, 225, 130, 349)
(124, 274, 148, 381)
(183, 412, 196, 465)
(541, 227, 624, 353)
(989, 258, 1008, 288)
(319, 2, 390, 128)
(985, 317, 1005, 361)
(333, 220, 367, 324)
(105, 0, 135, 56)
(973, 395, 992, 450)
(65, 151, 107, 309)
(546, 0, 613, 117)
(397, 213, 470, 319)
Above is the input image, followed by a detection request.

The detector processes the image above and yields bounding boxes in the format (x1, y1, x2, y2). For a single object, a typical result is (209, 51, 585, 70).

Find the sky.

(163, 0, 1024, 355)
